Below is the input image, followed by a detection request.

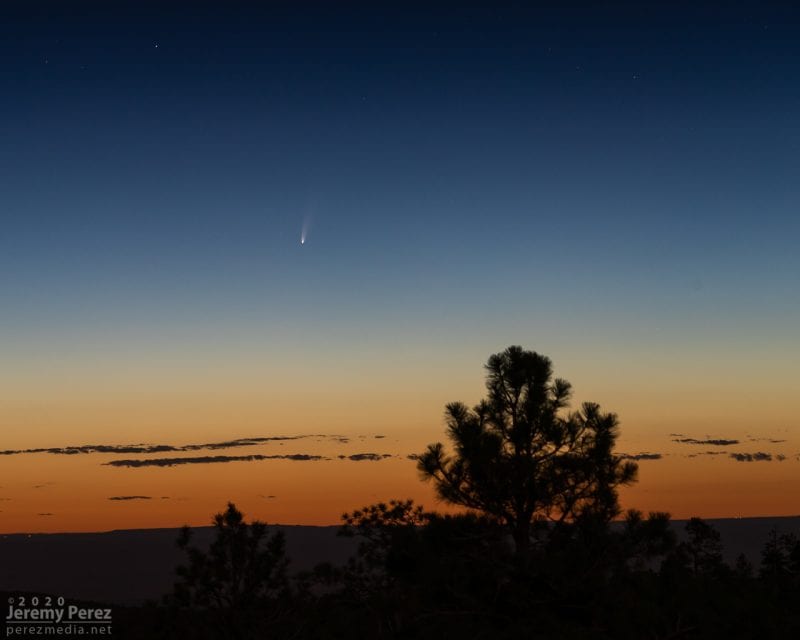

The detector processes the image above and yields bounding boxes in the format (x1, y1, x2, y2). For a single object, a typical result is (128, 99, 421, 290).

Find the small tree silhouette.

(326, 499, 511, 636)
(759, 528, 799, 589)
(340, 499, 432, 586)
(734, 552, 753, 580)
(172, 502, 289, 639)
(679, 517, 726, 577)
(417, 346, 637, 554)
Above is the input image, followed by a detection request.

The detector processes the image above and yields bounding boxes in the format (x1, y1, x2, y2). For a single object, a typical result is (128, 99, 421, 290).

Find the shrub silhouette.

(760, 528, 800, 589)
(681, 516, 726, 577)
(170, 502, 289, 639)
(315, 499, 513, 638)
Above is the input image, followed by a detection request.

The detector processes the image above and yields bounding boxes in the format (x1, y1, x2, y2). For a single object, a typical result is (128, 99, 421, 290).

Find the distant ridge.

(1, 517, 799, 604)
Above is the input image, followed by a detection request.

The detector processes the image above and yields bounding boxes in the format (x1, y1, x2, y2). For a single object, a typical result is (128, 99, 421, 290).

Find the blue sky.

(1, 0, 798, 441)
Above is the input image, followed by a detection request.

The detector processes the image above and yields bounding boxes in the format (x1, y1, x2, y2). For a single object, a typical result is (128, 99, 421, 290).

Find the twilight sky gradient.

(1, 2, 799, 532)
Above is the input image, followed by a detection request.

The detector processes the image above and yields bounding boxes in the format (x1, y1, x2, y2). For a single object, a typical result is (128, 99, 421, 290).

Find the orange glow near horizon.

(1, 344, 798, 533)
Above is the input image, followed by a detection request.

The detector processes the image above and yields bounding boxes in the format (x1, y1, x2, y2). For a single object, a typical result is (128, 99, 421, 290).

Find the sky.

(1, 2, 799, 533)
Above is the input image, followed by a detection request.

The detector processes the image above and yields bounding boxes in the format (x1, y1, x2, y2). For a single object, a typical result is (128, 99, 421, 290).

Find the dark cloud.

(687, 450, 729, 458)
(259, 494, 277, 499)
(183, 437, 310, 451)
(108, 495, 152, 501)
(619, 453, 663, 461)
(338, 453, 393, 461)
(374, 435, 386, 439)
(104, 454, 326, 468)
(37, 513, 54, 516)
(673, 438, 739, 446)
(747, 437, 787, 444)
(0, 436, 312, 457)
(729, 452, 772, 462)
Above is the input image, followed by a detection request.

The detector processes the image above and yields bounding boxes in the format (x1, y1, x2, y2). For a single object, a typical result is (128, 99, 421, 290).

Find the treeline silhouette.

(153, 503, 800, 640)
(137, 348, 798, 639)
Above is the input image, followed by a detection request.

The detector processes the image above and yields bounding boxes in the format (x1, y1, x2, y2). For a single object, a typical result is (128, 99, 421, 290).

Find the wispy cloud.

(108, 495, 152, 501)
(687, 450, 729, 458)
(104, 454, 326, 468)
(619, 453, 663, 461)
(729, 452, 772, 462)
(673, 438, 739, 446)
(337, 453, 393, 461)
(0, 436, 314, 457)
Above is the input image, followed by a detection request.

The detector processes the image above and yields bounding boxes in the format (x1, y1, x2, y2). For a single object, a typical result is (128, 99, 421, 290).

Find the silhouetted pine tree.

(417, 346, 637, 554)
(170, 502, 289, 640)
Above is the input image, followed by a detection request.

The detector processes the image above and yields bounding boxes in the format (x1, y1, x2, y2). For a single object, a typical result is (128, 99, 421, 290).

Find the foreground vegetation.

(150, 348, 798, 638)
(12, 347, 797, 638)
(153, 502, 799, 640)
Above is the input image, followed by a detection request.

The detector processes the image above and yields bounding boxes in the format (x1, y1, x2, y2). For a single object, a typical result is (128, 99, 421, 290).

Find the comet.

(300, 216, 311, 245)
